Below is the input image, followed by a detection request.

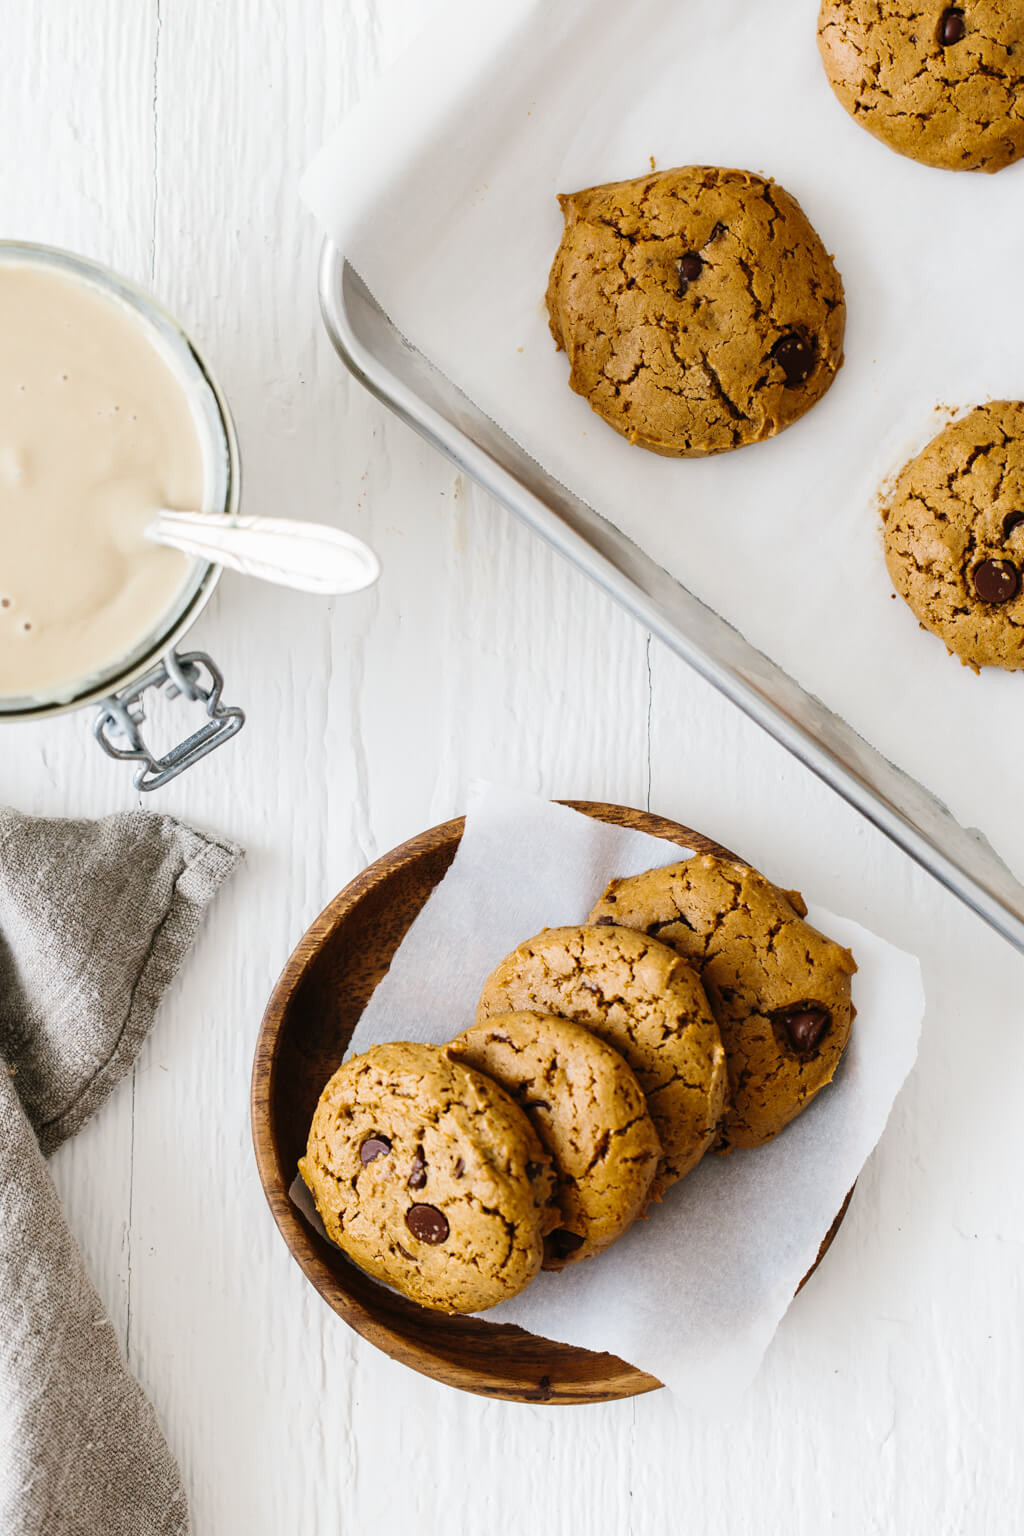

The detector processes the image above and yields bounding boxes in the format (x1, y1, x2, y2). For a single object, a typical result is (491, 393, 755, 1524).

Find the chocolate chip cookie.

(818, 0, 1024, 173)
(588, 857, 857, 1151)
(882, 401, 1024, 670)
(299, 1042, 557, 1314)
(545, 164, 845, 457)
(449, 1012, 662, 1268)
(476, 927, 727, 1189)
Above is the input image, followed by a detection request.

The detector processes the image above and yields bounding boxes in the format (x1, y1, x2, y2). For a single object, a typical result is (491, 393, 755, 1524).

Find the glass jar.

(0, 242, 244, 787)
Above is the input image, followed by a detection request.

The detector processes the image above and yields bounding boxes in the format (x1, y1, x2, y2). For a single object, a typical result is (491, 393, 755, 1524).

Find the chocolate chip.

(407, 1147, 427, 1189)
(405, 1203, 449, 1245)
(771, 333, 815, 387)
(396, 1243, 414, 1261)
(973, 558, 1020, 605)
(677, 251, 703, 295)
(594, 915, 616, 926)
(1003, 512, 1024, 540)
(775, 1005, 831, 1054)
(359, 1134, 391, 1165)
(939, 7, 966, 45)
(453, 1157, 465, 1178)
(547, 1229, 586, 1260)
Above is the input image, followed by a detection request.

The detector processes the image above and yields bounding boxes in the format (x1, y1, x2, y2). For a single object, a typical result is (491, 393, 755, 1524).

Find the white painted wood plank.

(0, 0, 159, 1360)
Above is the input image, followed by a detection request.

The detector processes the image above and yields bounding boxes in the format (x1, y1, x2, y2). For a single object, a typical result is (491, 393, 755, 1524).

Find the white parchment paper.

(304, 0, 1024, 877)
(300, 785, 922, 1403)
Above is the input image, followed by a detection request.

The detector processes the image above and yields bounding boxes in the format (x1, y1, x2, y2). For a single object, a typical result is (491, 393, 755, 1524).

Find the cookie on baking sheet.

(818, 0, 1024, 173)
(476, 927, 727, 1189)
(882, 401, 1024, 671)
(544, 164, 845, 457)
(588, 856, 857, 1151)
(449, 1012, 662, 1268)
(298, 1041, 557, 1314)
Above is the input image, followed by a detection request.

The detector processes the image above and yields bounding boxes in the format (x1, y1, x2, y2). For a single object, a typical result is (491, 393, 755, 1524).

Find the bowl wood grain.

(251, 801, 851, 1403)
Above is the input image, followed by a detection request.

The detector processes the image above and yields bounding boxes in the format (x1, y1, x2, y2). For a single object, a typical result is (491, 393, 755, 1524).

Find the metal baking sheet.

(318, 247, 1024, 954)
(304, 0, 1024, 954)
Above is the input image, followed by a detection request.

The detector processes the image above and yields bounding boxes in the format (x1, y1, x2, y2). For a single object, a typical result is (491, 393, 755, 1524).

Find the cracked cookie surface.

(883, 401, 1024, 670)
(299, 1041, 557, 1314)
(449, 1012, 662, 1269)
(544, 164, 845, 457)
(476, 926, 727, 1189)
(818, 0, 1024, 172)
(589, 857, 857, 1151)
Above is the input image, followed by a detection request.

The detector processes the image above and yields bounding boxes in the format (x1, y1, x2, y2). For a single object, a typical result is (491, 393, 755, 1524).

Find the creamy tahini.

(0, 261, 205, 702)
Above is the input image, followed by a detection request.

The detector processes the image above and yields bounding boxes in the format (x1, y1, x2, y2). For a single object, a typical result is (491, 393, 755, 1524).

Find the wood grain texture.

(1, 0, 1023, 1533)
(252, 801, 850, 1404)
(255, 805, 682, 1402)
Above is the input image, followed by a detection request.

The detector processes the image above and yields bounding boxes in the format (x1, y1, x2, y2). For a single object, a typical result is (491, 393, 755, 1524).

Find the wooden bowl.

(251, 801, 851, 1404)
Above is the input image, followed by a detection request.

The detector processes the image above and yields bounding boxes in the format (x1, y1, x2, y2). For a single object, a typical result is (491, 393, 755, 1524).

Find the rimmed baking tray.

(318, 246, 1024, 954)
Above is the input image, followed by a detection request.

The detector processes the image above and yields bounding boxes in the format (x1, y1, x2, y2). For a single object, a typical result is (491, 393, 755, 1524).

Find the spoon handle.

(147, 510, 380, 596)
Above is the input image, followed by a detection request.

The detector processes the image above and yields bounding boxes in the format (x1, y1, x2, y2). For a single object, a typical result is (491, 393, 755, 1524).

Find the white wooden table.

(3, 4, 1023, 1533)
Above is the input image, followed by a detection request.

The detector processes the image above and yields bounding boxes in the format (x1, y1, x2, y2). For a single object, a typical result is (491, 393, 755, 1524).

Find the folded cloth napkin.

(0, 809, 240, 1536)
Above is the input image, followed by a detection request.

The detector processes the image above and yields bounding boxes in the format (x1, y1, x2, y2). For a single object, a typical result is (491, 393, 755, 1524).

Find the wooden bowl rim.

(250, 801, 850, 1403)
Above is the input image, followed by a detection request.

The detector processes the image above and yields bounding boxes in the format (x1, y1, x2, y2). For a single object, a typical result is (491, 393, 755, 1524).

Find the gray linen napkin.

(0, 809, 240, 1536)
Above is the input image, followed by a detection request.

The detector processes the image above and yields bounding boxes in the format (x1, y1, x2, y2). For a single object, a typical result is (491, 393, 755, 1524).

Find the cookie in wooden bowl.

(449, 1012, 661, 1268)
(589, 855, 857, 1151)
(476, 925, 727, 1189)
(299, 1041, 558, 1315)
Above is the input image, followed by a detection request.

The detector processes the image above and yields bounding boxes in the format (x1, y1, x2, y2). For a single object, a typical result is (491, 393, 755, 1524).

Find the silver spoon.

(146, 509, 380, 595)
